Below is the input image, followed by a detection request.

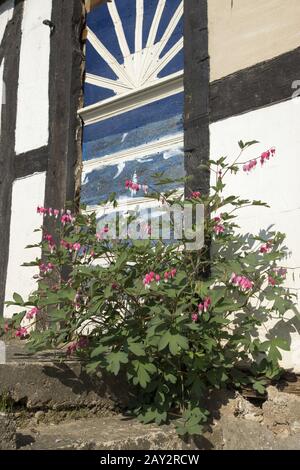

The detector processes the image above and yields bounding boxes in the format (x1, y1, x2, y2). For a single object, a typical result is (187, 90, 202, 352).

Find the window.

(79, 0, 184, 217)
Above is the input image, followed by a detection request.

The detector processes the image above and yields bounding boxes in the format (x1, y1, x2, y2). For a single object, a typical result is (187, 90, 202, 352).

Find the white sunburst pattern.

(84, 0, 184, 107)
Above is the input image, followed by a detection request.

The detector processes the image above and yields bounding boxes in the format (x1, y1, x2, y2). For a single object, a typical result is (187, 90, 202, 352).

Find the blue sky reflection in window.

(80, 0, 184, 211)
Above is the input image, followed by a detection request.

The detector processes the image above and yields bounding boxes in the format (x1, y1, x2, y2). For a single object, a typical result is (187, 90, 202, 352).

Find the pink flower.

(243, 159, 257, 173)
(40, 263, 54, 275)
(260, 147, 276, 165)
(67, 337, 88, 355)
(189, 191, 201, 199)
(243, 147, 276, 173)
(164, 269, 177, 281)
(15, 327, 28, 338)
(43, 234, 56, 253)
(44, 234, 53, 243)
(276, 267, 287, 278)
(268, 267, 287, 286)
(61, 212, 74, 225)
(143, 274, 152, 288)
(67, 342, 77, 355)
(125, 179, 148, 195)
(143, 269, 176, 288)
(37, 206, 49, 215)
(213, 216, 225, 235)
(61, 240, 72, 250)
(204, 297, 211, 311)
(268, 276, 276, 286)
(230, 273, 254, 292)
(198, 297, 211, 313)
(72, 243, 81, 252)
(37, 206, 62, 217)
(26, 307, 40, 320)
(260, 241, 272, 254)
(112, 282, 118, 290)
(96, 226, 109, 240)
(260, 150, 270, 165)
(191, 313, 198, 322)
(143, 271, 161, 288)
(214, 224, 225, 235)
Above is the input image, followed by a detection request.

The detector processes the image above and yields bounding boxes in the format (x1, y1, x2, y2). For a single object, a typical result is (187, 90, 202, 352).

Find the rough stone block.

(0, 361, 130, 411)
(0, 412, 16, 450)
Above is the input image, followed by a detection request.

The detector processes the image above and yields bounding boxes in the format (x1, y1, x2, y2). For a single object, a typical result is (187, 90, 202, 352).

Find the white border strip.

(79, 70, 184, 125)
(82, 133, 184, 177)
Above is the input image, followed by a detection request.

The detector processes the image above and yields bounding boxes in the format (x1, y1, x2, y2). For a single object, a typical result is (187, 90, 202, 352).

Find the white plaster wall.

(0, 0, 14, 46)
(4, 172, 46, 318)
(210, 97, 300, 371)
(15, 0, 52, 155)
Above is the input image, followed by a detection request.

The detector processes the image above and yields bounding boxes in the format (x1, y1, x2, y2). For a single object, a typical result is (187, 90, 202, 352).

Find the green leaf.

(90, 344, 109, 358)
(132, 360, 155, 388)
(13, 293, 24, 305)
(253, 381, 266, 395)
(86, 361, 101, 374)
(158, 332, 171, 352)
(168, 334, 189, 356)
(128, 342, 146, 357)
(164, 373, 177, 384)
(238, 140, 259, 149)
(106, 351, 128, 375)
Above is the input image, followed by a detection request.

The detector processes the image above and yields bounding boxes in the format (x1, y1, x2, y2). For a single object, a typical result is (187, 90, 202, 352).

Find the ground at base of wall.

(4, 386, 300, 450)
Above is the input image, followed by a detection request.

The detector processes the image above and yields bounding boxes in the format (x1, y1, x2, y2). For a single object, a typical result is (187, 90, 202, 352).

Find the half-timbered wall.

(0, 0, 84, 317)
(0, 0, 300, 372)
(208, 0, 300, 371)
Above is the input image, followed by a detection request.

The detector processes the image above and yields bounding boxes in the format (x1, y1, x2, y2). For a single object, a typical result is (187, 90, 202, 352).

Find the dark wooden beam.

(184, 0, 210, 196)
(0, 1, 23, 316)
(44, 0, 85, 224)
(210, 47, 300, 123)
(14, 146, 48, 179)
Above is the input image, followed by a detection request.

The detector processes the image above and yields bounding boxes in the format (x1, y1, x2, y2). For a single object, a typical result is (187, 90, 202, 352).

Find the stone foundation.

(0, 412, 16, 450)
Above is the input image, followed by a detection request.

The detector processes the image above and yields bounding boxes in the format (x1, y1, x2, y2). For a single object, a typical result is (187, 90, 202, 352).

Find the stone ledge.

(17, 415, 199, 450)
(0, 342, 130, 411)
(0, 361, 130, 411)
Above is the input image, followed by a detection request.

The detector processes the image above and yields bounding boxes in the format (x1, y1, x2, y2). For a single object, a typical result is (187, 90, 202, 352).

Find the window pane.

(82, 148, 184, 207)
(83, 93, 183, 161)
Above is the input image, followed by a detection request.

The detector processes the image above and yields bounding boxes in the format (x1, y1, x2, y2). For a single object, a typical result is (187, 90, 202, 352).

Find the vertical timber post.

(44, 0, 85, 221)
(0, 2, 23, 316)
(184, 0, 210, 196)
